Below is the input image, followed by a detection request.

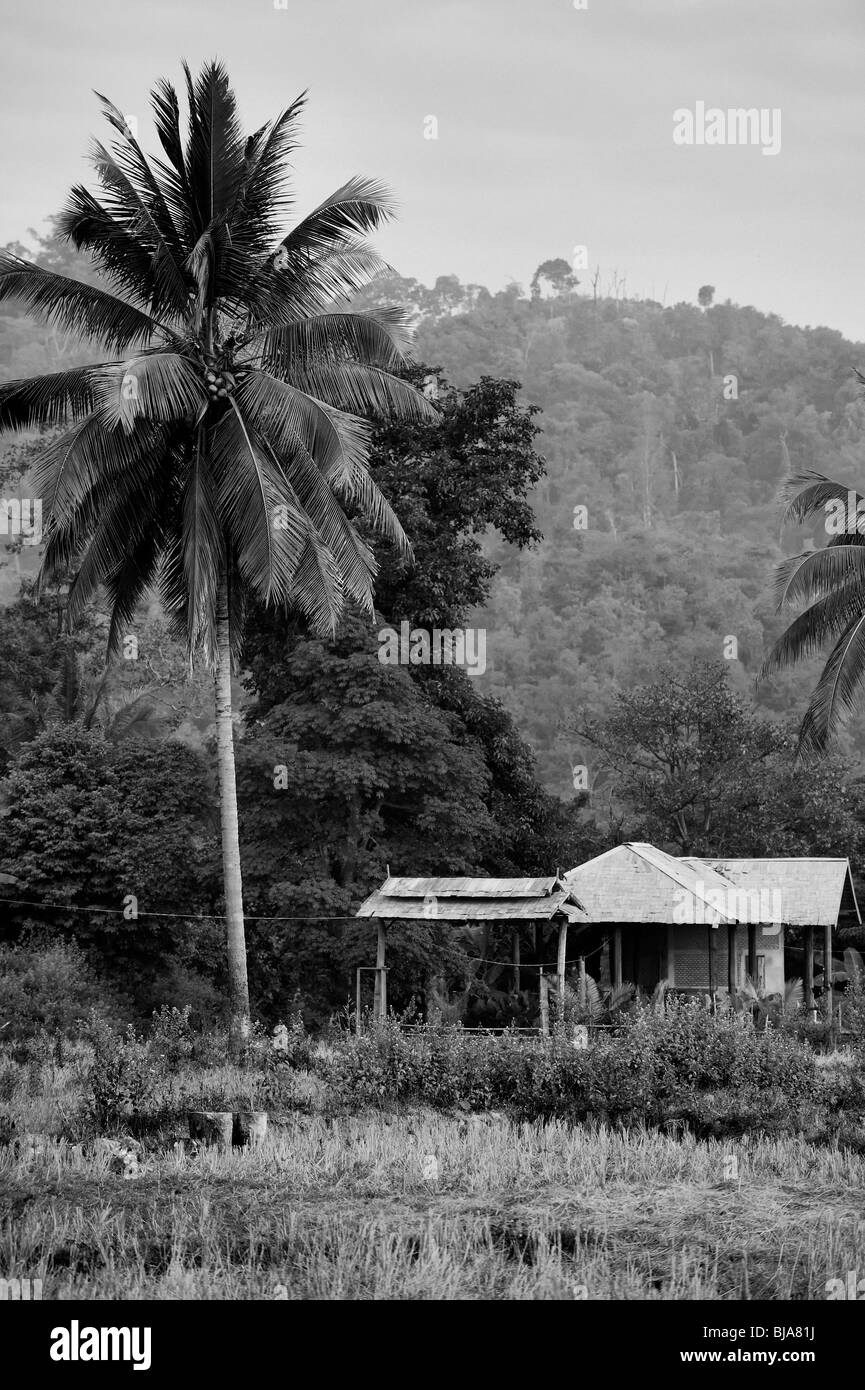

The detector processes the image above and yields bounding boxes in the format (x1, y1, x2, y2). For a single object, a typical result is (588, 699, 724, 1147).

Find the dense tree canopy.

(570, 661, 865, 863)
(5, 246, 865, 1022)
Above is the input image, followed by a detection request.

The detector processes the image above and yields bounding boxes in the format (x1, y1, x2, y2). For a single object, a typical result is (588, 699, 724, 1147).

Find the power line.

(0, 896, 359, 923)
(462, 938, 608, 969)
(0, 893, 609, 969)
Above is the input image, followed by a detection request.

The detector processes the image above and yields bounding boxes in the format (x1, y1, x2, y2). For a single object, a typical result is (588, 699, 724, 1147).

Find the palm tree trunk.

(214, 560, 250, 1054)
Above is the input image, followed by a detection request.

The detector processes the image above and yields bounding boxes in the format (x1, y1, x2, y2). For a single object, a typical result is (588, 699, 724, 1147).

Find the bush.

(0, 1054, 22, 1103)
(271, 1009, 314, 1070)
(817, 1062, 865, 1119)
(622, 998, 818, 1094)
(84, 1012, 165, 1129)
(838, 957, 865, 1042)
(149, 1004, 194, 1068)
(323, 1004, 822, 1139)
(149, 1006, 232, 1069)
(0, 942, 127, 1040)
(146, 964, 224, 1032)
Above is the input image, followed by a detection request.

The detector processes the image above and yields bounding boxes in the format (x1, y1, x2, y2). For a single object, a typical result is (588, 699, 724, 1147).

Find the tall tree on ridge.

(0, 60, 433, 1051)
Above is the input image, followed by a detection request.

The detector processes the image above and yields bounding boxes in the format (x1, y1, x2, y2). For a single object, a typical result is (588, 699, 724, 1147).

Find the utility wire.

(0, 894, 609, 969)
(0, 897, 360, 923)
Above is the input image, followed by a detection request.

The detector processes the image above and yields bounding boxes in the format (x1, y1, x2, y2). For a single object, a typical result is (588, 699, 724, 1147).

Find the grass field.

(2, 1054, 865, 1300)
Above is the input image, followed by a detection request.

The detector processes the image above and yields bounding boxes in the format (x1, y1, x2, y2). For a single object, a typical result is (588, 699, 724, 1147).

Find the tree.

(0, 726, 220, 1003)
(570, 660, 865, 859)
(421, 665, 604, 874)
(530, 259, 577, 300)
(361, 368, 545, 628)
(698, 285, 715, 308)
(0, 219, 104, 380)
(0, 62, 432, 1051)
(239, 366, 601, 1022)
(236, 615, 494, 1020)
(238, 616, 600, 1023)
(763, 470, 865, 753)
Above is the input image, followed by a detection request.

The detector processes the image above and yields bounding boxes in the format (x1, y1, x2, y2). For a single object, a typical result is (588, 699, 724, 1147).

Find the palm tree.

(0, 62, 433, 1052)
(763, 471, 865, 753)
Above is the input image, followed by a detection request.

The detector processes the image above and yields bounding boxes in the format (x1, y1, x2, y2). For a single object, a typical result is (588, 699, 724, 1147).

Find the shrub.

(84, 1012, 164, 1129)
(149, 1006, 231, 1069)
(272, 1009, 314, 1070)
(818, 1062, 865, 1120)
(149, 1004, 195, 1068)
(323, 1004, 822, 1140)
(838, 950, 865, 1042)
(146, 964, 224, 1032)
(0, 1054, 22, 1103)
(0, 942, 127, 1040)
(622, 998, 818, 1094)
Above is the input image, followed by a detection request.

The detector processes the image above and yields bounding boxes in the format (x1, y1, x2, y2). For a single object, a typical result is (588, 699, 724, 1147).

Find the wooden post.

(600, 935, 611, 989)
(373, 922, 387, 1022)
(727, 923, 736, 996)
(707, 924, 716, 995)
(512, 929, 521, 996)
(613, 926, 623, 988)
(557, 919, 568, 1016)
(824, 918, 833, 1040)
(578, 956, 587, 1010)
(539, 970, 550, 1038)
(804, 925, 814, 1011)
(747, 923, 757, 985)
(356, 966, 363, 1035)
(378, 966, 387, 1021)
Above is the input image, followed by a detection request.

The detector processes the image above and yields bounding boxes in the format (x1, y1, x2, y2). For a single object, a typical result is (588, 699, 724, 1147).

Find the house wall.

(666, 924, 785, 993)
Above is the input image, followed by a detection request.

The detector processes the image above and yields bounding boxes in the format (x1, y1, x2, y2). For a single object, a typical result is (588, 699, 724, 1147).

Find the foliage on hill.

(571, 659, 865, 864)
(354, 268, 865, 797)
(4, 237, 865, 1021)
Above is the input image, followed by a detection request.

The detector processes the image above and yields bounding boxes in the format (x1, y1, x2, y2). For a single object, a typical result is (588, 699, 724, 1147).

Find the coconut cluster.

(204, 368, 237, 401)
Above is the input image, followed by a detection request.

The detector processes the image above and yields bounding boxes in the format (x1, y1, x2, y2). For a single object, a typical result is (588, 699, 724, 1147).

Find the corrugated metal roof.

(379, 876, 563, 899)
(563, 843, 743, 925)
(356, 875, 586, 921)
(355, 850, 859, 928)
(356, 894, 586, 921)
(680, 856, 861, 927)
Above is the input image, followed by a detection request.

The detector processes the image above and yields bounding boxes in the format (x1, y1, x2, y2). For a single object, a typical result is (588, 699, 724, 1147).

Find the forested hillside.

(6, 240, 865, 799)
(353, 271, 865, 795)
(4, 234, 865, 1022)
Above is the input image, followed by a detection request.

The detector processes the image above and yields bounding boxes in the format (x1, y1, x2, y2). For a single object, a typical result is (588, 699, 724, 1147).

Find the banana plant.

(733, 976, 803, 1029)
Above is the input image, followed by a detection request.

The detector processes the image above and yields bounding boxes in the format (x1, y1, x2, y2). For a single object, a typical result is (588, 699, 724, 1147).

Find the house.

(355, 875, 585, 1017)
(563, 843, 860, 1010)
(355, 849, 860, 1024)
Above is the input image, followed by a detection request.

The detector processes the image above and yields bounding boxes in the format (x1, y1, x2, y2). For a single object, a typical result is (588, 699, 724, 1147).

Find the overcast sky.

(1, 0, 862, 339)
